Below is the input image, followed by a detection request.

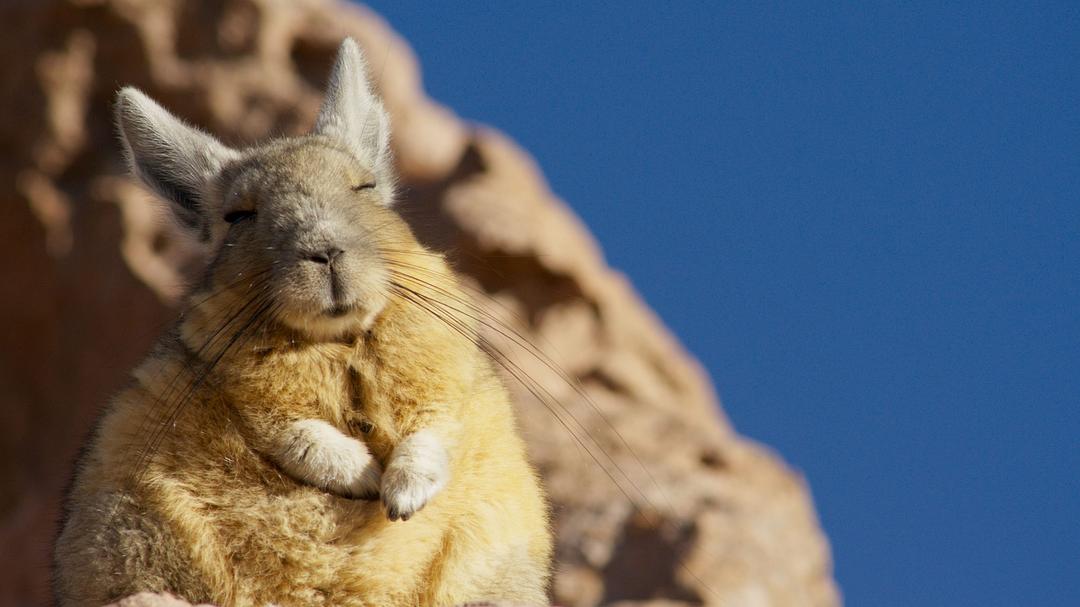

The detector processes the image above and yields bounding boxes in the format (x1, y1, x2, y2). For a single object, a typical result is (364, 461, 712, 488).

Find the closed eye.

(224, 209, 256, 224)
(352, 182, 376, 192)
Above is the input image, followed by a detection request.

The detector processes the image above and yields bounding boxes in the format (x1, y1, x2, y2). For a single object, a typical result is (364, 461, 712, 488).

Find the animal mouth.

(325, 303, 357, 318)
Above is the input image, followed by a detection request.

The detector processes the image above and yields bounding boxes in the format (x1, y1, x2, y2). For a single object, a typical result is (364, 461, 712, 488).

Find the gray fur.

(115, 88, 239, 239)
(313, 37, 396, 202)
(115, 38, 398, 339)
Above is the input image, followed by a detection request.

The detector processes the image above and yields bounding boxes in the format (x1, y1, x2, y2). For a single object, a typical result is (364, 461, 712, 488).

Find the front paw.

(380, 430, 449, 521)
(275, 419, 382, 499)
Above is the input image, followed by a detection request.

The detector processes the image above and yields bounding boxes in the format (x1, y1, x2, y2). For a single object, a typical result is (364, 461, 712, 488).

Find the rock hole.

(291, 36, 337, 91)
(176, 0, 260, 59)
(600, 514, 704, 604)
(700, 447, 728, 470)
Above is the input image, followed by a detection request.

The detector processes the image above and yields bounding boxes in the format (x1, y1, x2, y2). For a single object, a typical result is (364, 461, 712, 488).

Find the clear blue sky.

(366, 3, 1080, 605)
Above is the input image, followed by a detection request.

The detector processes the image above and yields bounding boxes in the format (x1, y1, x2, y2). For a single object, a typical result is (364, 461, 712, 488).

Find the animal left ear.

(313, 38, 394, 197)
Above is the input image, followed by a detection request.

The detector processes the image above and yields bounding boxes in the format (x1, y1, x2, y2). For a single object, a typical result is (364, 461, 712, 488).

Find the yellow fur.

(54, 39, 551, 606)
(55, 245, 552, 606)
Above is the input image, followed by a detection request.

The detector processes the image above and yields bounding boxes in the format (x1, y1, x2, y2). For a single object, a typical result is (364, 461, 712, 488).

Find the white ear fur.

(115, 87, 238, 239)
(313, 38, 394, 198)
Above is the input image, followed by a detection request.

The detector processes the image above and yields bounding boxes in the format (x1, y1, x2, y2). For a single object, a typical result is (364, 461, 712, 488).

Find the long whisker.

(100, 280, 278, 545)
(385, 258, 525, 325)
(125, 282, 275, 494)
(120, 279, 274, 483)
(388, 264, 678, 513)
(183, 268, 275, 313)
(388, 282, 646, 502)
(389, 276, 721, 602)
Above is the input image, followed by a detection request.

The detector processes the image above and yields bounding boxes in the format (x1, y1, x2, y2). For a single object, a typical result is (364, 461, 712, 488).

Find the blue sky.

(367, 3, 1080, 605)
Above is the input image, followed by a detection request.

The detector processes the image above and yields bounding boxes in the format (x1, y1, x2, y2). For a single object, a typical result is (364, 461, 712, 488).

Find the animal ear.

(115, 87, 238, 239)
(313, 38, 394, 188)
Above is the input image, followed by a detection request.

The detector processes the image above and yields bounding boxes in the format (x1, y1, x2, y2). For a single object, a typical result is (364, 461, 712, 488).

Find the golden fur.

(53, 39, 551, 607)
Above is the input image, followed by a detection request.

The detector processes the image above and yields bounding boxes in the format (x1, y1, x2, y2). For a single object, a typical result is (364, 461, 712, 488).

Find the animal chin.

(279, 293, 387, 342)
(280, 310, 363, 342)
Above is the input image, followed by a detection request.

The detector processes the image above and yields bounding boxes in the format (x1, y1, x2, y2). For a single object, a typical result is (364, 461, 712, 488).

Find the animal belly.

(200, 483, 445, 607)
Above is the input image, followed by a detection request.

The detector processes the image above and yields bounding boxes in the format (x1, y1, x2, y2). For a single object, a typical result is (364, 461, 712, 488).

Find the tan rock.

(0, 1, 839, 606)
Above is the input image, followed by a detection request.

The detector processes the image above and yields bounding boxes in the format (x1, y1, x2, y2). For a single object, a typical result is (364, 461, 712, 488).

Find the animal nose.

(306, 247, 344, 265)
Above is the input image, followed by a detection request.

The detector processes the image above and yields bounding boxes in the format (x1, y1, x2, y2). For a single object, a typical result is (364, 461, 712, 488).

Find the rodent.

(52, 38, 552, 607)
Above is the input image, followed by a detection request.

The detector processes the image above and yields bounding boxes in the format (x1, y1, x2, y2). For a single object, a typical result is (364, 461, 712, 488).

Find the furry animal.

(53, 39, 552, 607)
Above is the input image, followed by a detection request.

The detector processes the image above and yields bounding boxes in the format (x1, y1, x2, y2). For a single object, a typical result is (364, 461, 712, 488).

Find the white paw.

(381, 429, 449, 521)
(275, 419, 382, 499)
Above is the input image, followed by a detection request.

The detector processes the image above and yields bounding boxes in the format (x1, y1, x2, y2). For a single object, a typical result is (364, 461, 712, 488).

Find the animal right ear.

(115, 87, 238, 239)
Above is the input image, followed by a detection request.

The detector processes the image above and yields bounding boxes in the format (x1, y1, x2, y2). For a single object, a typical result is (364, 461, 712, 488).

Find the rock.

(0, 1, 839, 606)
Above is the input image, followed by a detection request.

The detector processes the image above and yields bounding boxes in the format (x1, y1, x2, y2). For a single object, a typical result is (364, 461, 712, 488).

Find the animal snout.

(305, 247, 344, 265)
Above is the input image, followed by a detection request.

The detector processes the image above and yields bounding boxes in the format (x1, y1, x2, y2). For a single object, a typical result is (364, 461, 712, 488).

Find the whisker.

(183, 268, 275, 313)
(124, 283, 276, 499)
(389, 264, 678, 512)
(388, 283, 643, 498)
(388, 280, 718, 602)
(120, 280, 271, 477)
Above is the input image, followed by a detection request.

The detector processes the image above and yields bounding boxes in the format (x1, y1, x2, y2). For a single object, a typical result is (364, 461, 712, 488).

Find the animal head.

(116, 39, 413, 341)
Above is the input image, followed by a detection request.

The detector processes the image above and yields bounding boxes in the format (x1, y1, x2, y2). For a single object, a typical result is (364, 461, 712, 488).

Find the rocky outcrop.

(0, 1, 839, 606)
